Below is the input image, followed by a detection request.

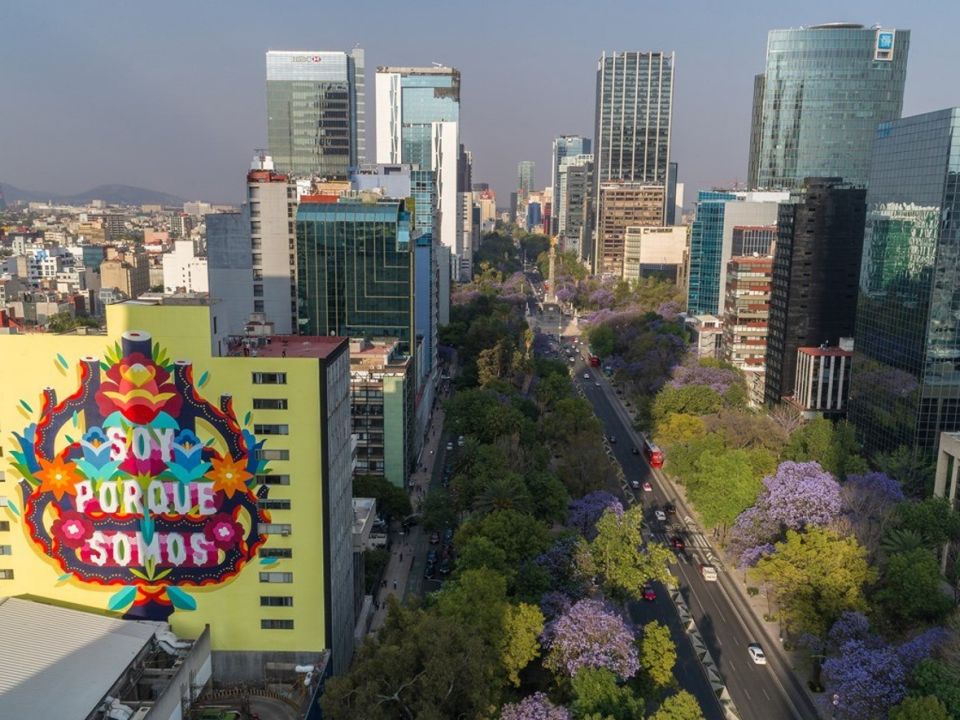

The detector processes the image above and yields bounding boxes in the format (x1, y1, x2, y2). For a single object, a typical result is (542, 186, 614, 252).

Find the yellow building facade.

(0, 301, 354, 679)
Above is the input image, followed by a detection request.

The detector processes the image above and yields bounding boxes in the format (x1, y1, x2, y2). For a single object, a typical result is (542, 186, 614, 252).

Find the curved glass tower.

(748, 24, 909, 190)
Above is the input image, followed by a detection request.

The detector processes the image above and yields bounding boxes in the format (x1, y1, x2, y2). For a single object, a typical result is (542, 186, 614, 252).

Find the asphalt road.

(571, 357, 821, 720)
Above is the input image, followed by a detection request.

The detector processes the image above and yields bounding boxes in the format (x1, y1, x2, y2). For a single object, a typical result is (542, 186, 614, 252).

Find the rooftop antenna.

(431, 61, 443, 68)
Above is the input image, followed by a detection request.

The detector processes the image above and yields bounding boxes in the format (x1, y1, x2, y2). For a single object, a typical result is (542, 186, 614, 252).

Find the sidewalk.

(368, 392, 448, 633)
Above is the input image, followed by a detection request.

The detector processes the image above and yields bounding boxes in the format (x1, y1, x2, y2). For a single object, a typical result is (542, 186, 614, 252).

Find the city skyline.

(2, 1, 958, 206)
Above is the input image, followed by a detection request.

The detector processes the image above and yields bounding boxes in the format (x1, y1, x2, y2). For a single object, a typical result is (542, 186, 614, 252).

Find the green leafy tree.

(436, 567, 510, 646)
(640, 621, 677, 691)
(421, 489, 456, 532)
(589, 505, 673, 601)
(648, 690, 704, 720)
(782, 419, 868, 478)
(477, 340, 510, 386)
(654, 413, 707, 448)
(686, 448, 768, 529)
(501, 602, 545, 686)
(546, 397, 603, 442)
(589, 324, 616, 358)
(703, 409, 787, 452)
(473, 474, 533, 515)
(321, 602, 501, 719)
(895, 497, 960, 549)
(875, 445, 936, 497)
(876, 548, 954, 627)
(652, 385, 723, 423)
(457, 534, 509, 576)
(353, 474, 412, 519)
(446, 388, 529, 444)
(890, 695, 951, 720)
(557, 431, 616, 497)
(525, 470, 571, 524)
(570, 667, 645, 720)
(455, 509, 551, 572)
(910, 659, 960, 719)
(752, 528, 875, 637)
(662, 433, 725, 482)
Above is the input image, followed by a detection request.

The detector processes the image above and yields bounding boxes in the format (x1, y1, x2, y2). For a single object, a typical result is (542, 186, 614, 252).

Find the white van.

(700, 564, 718, 582)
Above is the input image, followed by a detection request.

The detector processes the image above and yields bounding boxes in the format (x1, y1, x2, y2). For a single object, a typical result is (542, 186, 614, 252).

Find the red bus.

(642, 436, 664, 468)
(588, 355, 601, 367)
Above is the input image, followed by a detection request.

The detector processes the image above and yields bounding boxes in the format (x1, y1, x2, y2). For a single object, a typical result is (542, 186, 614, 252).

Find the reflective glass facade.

(593, 51, 674, 186)
(296, 200, 414, 348)
(848, 109, 960, 455)
(266, 50, 364, 178)
(551, 136, 591, 232)
(687, 192, 736, 314)
(750, 25, 909, 190)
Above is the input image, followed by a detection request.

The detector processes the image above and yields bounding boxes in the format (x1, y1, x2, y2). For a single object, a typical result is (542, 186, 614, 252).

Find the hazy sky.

(2, 0, 957, 205)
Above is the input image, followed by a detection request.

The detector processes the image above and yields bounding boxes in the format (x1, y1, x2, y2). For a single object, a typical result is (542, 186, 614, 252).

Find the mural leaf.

(56, 353, 69, 370)
(198, 371, 209, 387)
(5, 500, 20, 516)
(243, 411, 252, 427)
(19, 399, 33, 414)
(166, 586, 198, 611)
(259, 557, 278, 566)
(107, 586, 137, 611)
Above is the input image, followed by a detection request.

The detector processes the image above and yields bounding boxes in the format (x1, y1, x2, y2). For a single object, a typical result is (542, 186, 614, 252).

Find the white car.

(642, 482, 653, 492)
(654, 510, 667, 522)
(748, 643, 767, 665)
(583, 373, 590, 379)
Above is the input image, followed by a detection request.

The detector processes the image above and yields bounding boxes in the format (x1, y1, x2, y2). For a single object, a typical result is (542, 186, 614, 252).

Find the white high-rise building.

(162, 240, 208, 294)
(376, 66, 463, 279)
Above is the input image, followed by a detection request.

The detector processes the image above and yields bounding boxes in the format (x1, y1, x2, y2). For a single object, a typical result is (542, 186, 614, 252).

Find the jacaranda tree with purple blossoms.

(730, 461, 843, 567)
(567, 491, 623, 540)
(543, 599, 639, 679)
(500, 692, 570, 720)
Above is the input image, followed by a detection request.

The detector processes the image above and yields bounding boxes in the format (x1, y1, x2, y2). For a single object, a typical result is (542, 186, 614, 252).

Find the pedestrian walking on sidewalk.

(393, 580, 397, 590)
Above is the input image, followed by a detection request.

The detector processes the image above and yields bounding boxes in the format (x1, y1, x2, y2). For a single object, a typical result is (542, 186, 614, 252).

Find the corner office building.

(748, 24, 909, 190)
(848, 109, 960, 455)
(266, 49, 366, 178)
(0, 299, 355, 678)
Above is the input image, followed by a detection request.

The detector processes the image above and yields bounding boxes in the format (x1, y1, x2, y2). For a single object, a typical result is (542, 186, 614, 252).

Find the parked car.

(748, 643, 767, 665)
(654, 510, 667, 522)
(642, 585, 656, 601)
(427, 549, 438, 563)
(457, 435, 465, 447)
(439, 559, 451, 576)
(446, 441, 453, 451)
(700, 564, 718, 582)
(429, 532, 440, 545)
(443, 527, 454, 544)
(630, 478, 641, 489)
(424, 562, 436, 579)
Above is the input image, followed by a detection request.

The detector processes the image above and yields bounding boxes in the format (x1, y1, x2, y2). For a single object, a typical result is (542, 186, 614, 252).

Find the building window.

(0, 570, 13, 580)
(259, 523, 292, 535)
(259, 547, 293, 559)
(259, 498, 292, 510)
(253, 300, 265, 313)
(254, 424, 289, 435)
(258, 449, 290, 461)
(253, 284, 264, 297)
(261, 619, 295, 630)
(259, 571, 293, 583)
(258, 474, 290, 486)
(0, 546, 10, 555)
(260, 596, 294, 607)
(253, 398, 289, 410)
(252, 372, 287, 385)
(0, 522, 9, 532)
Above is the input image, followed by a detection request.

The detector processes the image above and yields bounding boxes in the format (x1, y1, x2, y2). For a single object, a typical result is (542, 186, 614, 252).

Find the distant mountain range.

(0, 182, 187, 208)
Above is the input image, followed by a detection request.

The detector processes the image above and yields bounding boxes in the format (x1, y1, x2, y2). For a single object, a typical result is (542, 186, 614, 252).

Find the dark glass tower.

(848, 109, 960, 455)
(296, 198, 414, 348)
(764, 178, 866, 405)
(749, 24, 909, 190)
(266, 50, 365, 178)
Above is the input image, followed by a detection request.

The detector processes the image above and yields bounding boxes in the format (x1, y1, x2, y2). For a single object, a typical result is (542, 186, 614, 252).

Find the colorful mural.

(7, 330, 271, 619)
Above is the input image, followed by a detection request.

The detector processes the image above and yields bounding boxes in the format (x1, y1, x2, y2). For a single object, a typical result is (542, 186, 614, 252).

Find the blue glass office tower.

(296, 198, 414, 348)
(551, 136, 591, 232)
(848, 109, 960, 456)
(748, 24, 909, 190)
(687, 192, 735, 315)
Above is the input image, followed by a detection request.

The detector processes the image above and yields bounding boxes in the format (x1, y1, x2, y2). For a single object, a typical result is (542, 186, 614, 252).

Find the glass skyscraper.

(551, 137, 591, 232)
(266, 50, 365, 178)
(748, 24, 909, 190)
(376, 67, 461, 277)
(848, 108, 960, 456)
(296, 198, 414, 348)
(593, 51, 674, 187)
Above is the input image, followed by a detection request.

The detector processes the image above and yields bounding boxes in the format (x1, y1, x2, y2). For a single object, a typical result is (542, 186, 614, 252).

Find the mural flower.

(75, 426, 122, 482)
(205, 456, 253, 498)
(203, 513, 244, 550)
(95, 352, 182, 425)
(35, 456, 82, 500)
(165, 429, 212, 484)
(51, 510, 94, 549)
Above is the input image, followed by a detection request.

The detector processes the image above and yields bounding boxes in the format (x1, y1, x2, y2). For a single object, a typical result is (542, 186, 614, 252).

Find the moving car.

(642, 585, 656, 601)
(670, 535, 685, 551)
(748, 643, 767, 665)
(654, 510, 667, 522)
(642, 482, 653, 492)
(664, 503, 677, 516)
(700, 564, 718, 582)
(630, 478, 641, 489)
(631, 446, 640, 455)
(583, 372, 590, 379)
(608, 435, 616, 443)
